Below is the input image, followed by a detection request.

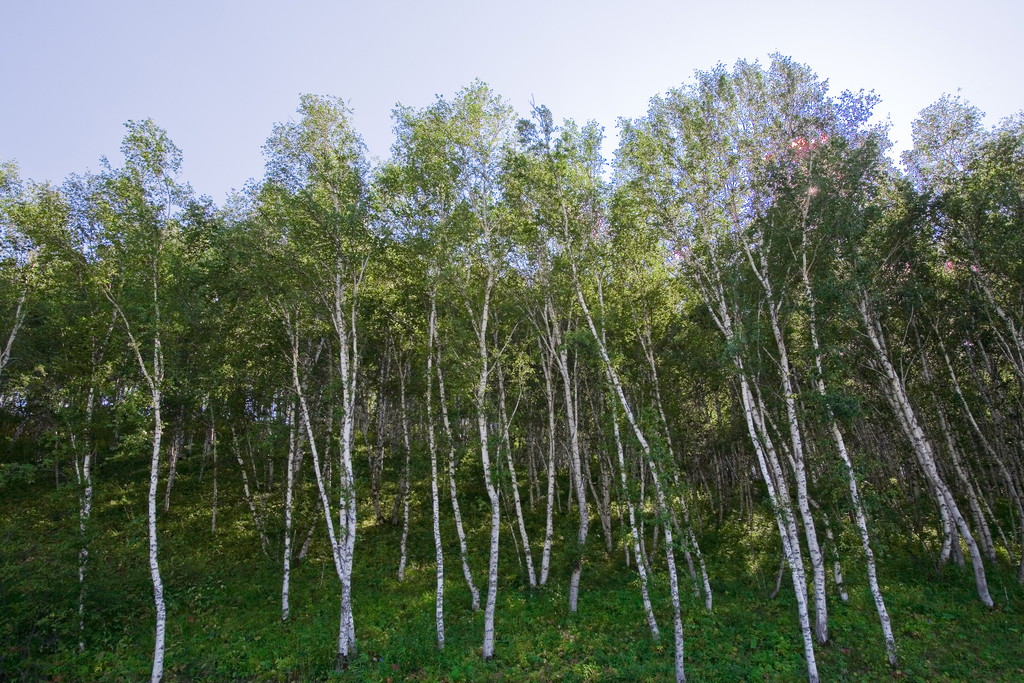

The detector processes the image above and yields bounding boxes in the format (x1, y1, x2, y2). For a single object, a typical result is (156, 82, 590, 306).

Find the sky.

(1, 0, 1022, 202)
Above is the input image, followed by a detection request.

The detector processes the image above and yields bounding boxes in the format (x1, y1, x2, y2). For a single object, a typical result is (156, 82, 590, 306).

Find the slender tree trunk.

(74, 385, 96, 652)
(497, 361, 536, 586)
(470, 275, 501, 661)
(397, 355, 413, 583)
(859, 292, 993, 606)
(282, 402, 298, 621)
(163, 422, 184, 512)
(567, 254, 686, 682)
(740, 373, 819, 682)
(437, 357, 481, 610)
(286, 306, 354, 670)
(810, 501, 848, 603)
(803, 231, 898, 665)
(744, 244, 827, 644)
(539, 338, 558, 586)
(108, 281, 167, 683)
(0, 266, 29, 386)
(610, 397, 659, 638)
(233, 427, 270, 554)
(692, 257, 818, 682)
(426, 291, 445, 648)
(211, 418, 218, 535)
(939, 340, 1024, 573)
(147, 388, 166, 683)
(331, 270, 360, 666)
(638, 329, 713, 611)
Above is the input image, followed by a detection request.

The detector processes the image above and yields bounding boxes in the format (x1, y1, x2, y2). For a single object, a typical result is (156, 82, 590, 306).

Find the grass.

(1, 444, 1023, 682)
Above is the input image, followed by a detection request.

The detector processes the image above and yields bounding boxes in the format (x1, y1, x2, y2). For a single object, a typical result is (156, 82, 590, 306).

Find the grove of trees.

(2, 56, 1023, 682)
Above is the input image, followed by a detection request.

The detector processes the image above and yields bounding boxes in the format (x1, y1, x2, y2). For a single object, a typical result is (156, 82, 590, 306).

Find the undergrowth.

(1, 445, 1022, 682)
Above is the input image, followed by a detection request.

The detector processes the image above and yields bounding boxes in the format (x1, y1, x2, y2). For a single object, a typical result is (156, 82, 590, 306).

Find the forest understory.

(2, 445, 1023, 683)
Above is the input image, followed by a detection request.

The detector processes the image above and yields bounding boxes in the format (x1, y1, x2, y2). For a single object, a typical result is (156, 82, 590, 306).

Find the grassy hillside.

(2, 442, 1022, 683)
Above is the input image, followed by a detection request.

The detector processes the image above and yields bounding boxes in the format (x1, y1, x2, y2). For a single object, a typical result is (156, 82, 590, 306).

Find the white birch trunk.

(939, 341, 1024, 568)
(147, 388, 166, 683)
(858, 292, 993, 606)
(690, 255, 818, 682)
(108, 281, 168, 683)
(639, 329, 713, 611)
(397, 356, 412, 583)
(286, 307, 355, 669)
(282, 402, 297, 621)
(802, 234, 899, 664)
(211, 419, 218, 535)
(469, 271, 501, 661)
(497, 362, 536, 587)
(74, 383, 97, 652)
(233, 427, 270, 554)
(426, 292, 445, 648)
(0, 265, 29, 385)
(75, 427, 94, 653)
(539, 340, 557, 586)
(610, 398, 660, 639)
(547, 302, 589, 611)
(75, 321, 111, 653)
(567, 256, 686, 682)
(744, 244, 828, 644)
(332, 269, 360, 665)
(739, 374, 819, 683)
(437, 357, 481, 610)
(810, 502, 847, 603)
(163, 423, 183, 512)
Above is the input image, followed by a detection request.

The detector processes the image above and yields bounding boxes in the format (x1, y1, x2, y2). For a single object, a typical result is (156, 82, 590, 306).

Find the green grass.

(2, 448, 1023, 682)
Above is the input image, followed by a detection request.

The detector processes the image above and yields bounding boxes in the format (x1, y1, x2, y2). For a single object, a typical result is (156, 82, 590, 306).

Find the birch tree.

(85, 120, 187, 683)
(262, 94, 370, 667)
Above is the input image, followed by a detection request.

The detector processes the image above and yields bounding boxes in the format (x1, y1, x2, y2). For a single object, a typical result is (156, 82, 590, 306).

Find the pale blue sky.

(2, 0, 1021, 201)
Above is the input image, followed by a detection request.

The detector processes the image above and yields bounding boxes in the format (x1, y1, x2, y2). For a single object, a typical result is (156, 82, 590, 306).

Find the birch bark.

(436, 357, 481, 610)
(496, 360, 536, 586)
(567, 252, 687, 682)
(858, 291, 993, 606)
(638, 328, 713, 611)
(538, 337, 558, 585)
(798, 218, 897, 664)
(282, 402, 298, 621)
(107, 291, 167, 683)
(397, 355, 413, 582)
(690, 252, 818, 682)
(426, 291, 445, 648)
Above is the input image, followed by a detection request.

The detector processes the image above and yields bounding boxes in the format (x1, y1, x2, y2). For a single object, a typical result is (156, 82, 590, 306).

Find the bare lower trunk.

(437, 359, 481, 610)
(768, 554, 786, 600)
(426, 294, 445, 649)
(163, 423, 184, 512)
(282, 403, 298, 621)
(497, 363, 536, 587)
(940, 341, 1024, 570)
(811, 502, 847, 603)
(397, 357, 412, 583)
(478, 365, 500, 659)
(148, 391, 166, 683)
(76, 438, 93, 653)
(611, 401, 659, 639)
(286, 305, 355, 669)
(233, 427, 270, 554)
(860, 292, 993, 606)
(539, 341, 557, 586)
(570, 264, 685, 682)
(211, 421, 218, 535)
(740, 374, 818, 683)
(639, 329, 712, 611)
(745, 245, 828, 643)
